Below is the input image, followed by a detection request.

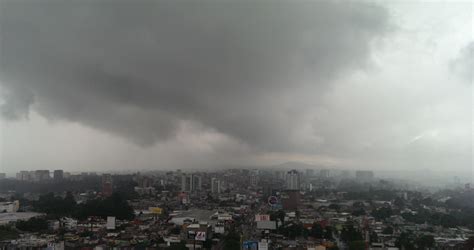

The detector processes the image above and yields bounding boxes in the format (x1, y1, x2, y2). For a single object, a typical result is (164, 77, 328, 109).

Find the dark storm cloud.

(0, 0, 390, 151)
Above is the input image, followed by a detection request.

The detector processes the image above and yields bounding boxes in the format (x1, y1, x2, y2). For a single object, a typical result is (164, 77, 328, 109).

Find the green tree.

(348, 240, 366, 250)
(170, 226, 181, 235)
(396, 232, 416, 250)
(415, 235, 434, 249)
(371, 207, 392, 221)
(282, 223, 304, 239)
(63, 192, 76, 211)
(340, 225, 363, 242)
(223, 230, 241, 250)
(352, 208, 366, 216)
(324, 226, 334, 240)
(370, 231, 378, 243)
(16, 217, 48, 232)
(34, 192, 77, 217)
(382, 226, 394, 235)
(328, 204, 341, 211)
(394, 197, 405, 208)
(203, 239, 213, 249)
(0, 225, 18, 240)
(75, 192, 134, 220)
(310, 223, 324, 238)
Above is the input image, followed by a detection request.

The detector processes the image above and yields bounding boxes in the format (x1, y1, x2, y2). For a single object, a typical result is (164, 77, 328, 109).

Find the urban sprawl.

(0, 168, 473, 250)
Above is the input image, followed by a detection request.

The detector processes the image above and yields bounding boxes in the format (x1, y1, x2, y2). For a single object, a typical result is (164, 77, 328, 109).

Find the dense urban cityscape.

(0, 0, 472, 249)
(0, 167, 473, 249)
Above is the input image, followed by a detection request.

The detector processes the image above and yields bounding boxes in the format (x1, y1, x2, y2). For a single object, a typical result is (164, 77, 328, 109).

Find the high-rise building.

(181, 174, 192, 192)
(181, 173, 202, 192)
(53, 170, 64, 181)
(305, 169, 314, 177)
(135, 174, 152, 188)
(193, 175, 202, 191)
(63, 172, 71, 179)
(285, 170, 300, 190)
(211, 178, 221, 194)
(102, 174, 113, 197)
(34, 170, 51, 182)
(17, 171, 31, 181)
(250, 170, 259, 186)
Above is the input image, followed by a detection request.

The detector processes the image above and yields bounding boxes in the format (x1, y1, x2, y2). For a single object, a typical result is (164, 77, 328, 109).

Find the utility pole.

(240, 233, 243, 250)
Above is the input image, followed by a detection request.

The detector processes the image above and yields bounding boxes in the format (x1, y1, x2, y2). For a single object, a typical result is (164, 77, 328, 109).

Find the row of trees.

(0, 225, 19, 240)
(223, 229, 241, 250)
(0, 178, 102, 194)
(401, 207, 474, 229)
(15, 217, 49, 232)
(395, 232, 435, 250)
(367, 202, 474, 230)
(33, 192, 134, 220)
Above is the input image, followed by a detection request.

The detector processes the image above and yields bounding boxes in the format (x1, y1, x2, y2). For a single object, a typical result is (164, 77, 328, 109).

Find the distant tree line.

(32, 192, 134, 220)
(16, 217, 49, 232)
(401, 207, 474, 229)
(343, 189, 398, 201)
(0, 177, 101, 193)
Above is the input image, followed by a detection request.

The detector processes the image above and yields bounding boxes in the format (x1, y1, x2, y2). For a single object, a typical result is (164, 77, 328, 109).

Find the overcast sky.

(0, 0, 472, 174)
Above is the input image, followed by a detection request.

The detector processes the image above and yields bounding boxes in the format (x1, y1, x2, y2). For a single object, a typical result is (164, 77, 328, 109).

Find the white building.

(181, 174, 202, 192)
(17, 171, 31, 181)
(0, 200, 19, 213)
(60, 217, 78, 230)
(285, 170, 300, 190)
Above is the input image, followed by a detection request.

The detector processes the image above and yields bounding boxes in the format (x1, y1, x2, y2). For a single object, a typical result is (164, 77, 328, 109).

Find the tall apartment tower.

(53, 170, 64, 181)
(181, 174, 202, 192)
(181, 174, 192, 192)
(285, 170, 300, 190)
(34, 170, 51, 182)
(192, 175, 202, 191)
(211, 178, 221, 194)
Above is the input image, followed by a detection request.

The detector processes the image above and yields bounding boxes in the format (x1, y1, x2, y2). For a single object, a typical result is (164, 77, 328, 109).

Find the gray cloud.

(451, 42, 473, 83)
(0, 0, 390, 152)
